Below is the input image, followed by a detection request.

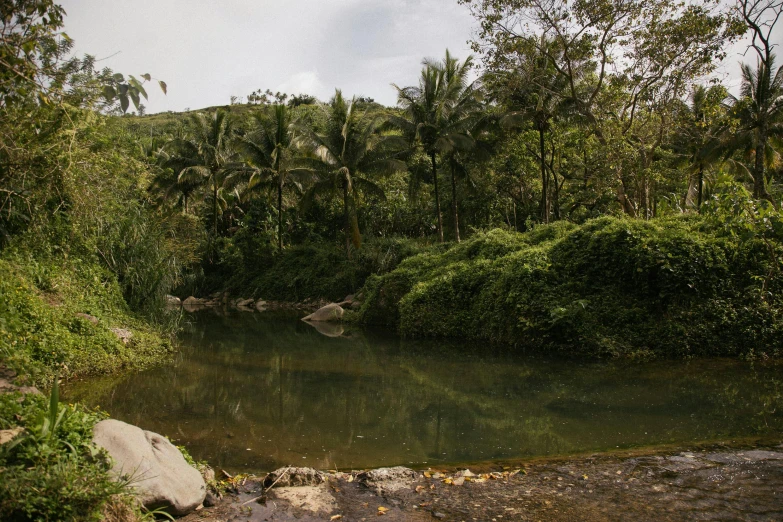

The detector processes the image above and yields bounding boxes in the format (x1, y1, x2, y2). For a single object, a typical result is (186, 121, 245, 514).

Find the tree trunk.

(450, 159, 460, 242)
(343, 177, 351, 260)
(753, 129, 775, 205)
(277, 180, 283, 251)
(431, 152, 444, 242)
(539, 127, 548, 224)
(212, 180, 218, 237)
(697, 164, 704, 213)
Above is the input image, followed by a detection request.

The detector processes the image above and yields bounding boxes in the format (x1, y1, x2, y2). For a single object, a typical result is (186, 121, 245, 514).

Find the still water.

(67, 312, 782, 473)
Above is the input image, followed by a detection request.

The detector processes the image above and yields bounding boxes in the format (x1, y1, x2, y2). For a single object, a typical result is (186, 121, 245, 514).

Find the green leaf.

(120, 94, 129, 113)
(113, 73, 124, 82)
(158, 80, 167, 95)
(142, 73, 151, 81)
(102, 85, 116, 101)
(129, 89, 140, 109)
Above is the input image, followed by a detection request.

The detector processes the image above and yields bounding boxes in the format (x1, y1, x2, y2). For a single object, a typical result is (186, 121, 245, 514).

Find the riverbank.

(184, 441, 783, 521)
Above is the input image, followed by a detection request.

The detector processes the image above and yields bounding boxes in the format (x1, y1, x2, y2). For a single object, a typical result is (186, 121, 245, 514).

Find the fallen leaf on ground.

(377, 506, 389, 515)
(330, 516, 343, 520)
(415, 485, 426, 493)
(452, 477, 465, 486)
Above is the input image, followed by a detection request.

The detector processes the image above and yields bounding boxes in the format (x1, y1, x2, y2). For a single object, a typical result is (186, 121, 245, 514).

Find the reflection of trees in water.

(67, 313, 783, 471)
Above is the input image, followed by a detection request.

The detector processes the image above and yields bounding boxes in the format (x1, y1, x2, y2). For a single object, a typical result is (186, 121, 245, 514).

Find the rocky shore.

(180, 442, 783, 521)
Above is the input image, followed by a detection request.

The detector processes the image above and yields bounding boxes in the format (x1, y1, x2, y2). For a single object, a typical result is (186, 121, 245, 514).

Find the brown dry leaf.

(424, 471, 432, 478)
(330, 516, 343, 521)
(473, 478, 487, 483)
(480, 473, 491, 480)
(377, 506, 389, 515)
(430, 484, 435, 490)
(415, 485, 426, 494)
(432, 472, 444, 479)
(347, 474, 355, 483)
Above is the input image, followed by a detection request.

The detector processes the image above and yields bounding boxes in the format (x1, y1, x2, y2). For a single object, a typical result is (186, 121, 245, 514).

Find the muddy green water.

(66, 312, 783, 473)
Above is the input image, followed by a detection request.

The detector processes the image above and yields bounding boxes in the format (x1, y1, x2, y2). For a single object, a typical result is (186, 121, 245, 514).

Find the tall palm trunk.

(277, 179, 283, 251)
(539, 126, 549, 224)
(431, 152, 444, 243)
(212, 179, 218, 237)
(753, 128, 774, 204)
(343, 177, 351, 260)
(450, 159, 461, 242)
(697, 164, 704, 212)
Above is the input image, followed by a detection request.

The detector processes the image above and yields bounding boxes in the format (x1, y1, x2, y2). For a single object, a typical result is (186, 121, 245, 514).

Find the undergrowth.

(358, 215, 783, 357)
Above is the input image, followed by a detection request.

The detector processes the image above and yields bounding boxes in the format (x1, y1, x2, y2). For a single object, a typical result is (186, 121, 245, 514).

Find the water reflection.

(66, 312, 783, 473)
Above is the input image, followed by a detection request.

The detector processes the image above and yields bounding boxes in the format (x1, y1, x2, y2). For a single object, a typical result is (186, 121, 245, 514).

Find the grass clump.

(0, 382, 132, 521)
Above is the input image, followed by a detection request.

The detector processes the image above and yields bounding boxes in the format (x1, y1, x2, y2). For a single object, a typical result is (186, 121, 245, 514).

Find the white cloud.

(276, 71, 327, 98)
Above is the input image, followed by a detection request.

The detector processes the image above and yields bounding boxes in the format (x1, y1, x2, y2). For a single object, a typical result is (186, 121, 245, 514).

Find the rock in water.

(165, 295, 182, 307)
(302, 303, 344, 322)
(93, 419, 206, 516)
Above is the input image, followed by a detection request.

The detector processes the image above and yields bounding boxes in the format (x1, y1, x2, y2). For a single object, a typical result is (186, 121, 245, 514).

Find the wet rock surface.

(180, 444, 783, 521)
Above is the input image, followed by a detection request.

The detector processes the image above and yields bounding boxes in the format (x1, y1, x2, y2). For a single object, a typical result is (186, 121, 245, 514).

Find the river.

(66, 311, 783, 473)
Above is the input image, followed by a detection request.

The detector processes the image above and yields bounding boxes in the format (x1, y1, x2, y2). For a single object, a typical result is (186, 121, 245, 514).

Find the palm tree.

(722, 56, 783, 204)
(294, 90, 405, 259)
(163, 110, 238, 236)
(673, 84, 727, 211)
(393, 50, 479, 242)
(236, 105, 305, 250)
(498, 35, 570, 224)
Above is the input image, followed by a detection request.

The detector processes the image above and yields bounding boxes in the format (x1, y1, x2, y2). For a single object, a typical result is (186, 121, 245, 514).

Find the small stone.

(433, 512, 446, 519)
(110, 328, 133, 345)
(76, 313, 99, 325)
(203, 491, 218, 507)
(0, 427, 24, 445)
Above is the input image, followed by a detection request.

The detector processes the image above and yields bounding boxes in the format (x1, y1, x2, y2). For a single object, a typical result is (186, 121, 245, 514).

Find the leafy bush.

(199, 236, 430, 302)
(359, 216, 783, 357)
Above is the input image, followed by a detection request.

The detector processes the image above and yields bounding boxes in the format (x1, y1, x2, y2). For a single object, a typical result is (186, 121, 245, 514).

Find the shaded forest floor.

(183, 441, 783, 521)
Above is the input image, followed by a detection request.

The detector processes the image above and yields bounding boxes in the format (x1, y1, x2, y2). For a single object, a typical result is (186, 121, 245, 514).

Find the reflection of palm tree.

(393, 50, 480, 242)
(295, 90, 405, 258)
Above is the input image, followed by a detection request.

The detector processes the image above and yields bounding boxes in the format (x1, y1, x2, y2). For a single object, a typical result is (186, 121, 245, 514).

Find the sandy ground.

(181, 441, 783, 521)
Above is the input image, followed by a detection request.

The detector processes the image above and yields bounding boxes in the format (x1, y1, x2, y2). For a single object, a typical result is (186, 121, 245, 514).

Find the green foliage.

(0, 252, 174, 387)
(360, 217, 782, 357)
(0, 389, 123, 521)
(206, 235, 428, 302)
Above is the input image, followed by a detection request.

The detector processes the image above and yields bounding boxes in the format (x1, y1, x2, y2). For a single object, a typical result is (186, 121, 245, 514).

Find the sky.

(58, 0, 781, 114)
(58, 0, 476, 113)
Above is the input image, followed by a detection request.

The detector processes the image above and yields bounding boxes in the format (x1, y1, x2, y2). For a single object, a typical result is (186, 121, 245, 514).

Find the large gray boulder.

(93, 419, 206, 516)
(302, 303, 344, 322)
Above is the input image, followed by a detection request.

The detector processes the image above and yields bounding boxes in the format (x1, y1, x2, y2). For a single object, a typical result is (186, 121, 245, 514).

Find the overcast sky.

(58, 0, 780, 114)
(58, 0, 476, 113)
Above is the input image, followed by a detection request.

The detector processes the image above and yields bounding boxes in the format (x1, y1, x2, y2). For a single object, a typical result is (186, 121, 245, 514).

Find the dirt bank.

(182, 442, 783, 521)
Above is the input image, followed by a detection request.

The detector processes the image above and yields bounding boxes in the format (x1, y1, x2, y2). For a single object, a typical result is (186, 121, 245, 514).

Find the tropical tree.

(294, 90, 405, 258)
(496, 35, 572, 224)
(672, 84, 728, 211)
(729, 0, 783, 204)
(393, 50, 481, 242)
(162, 110, 238, 236)
(236, 104, 306, 250)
